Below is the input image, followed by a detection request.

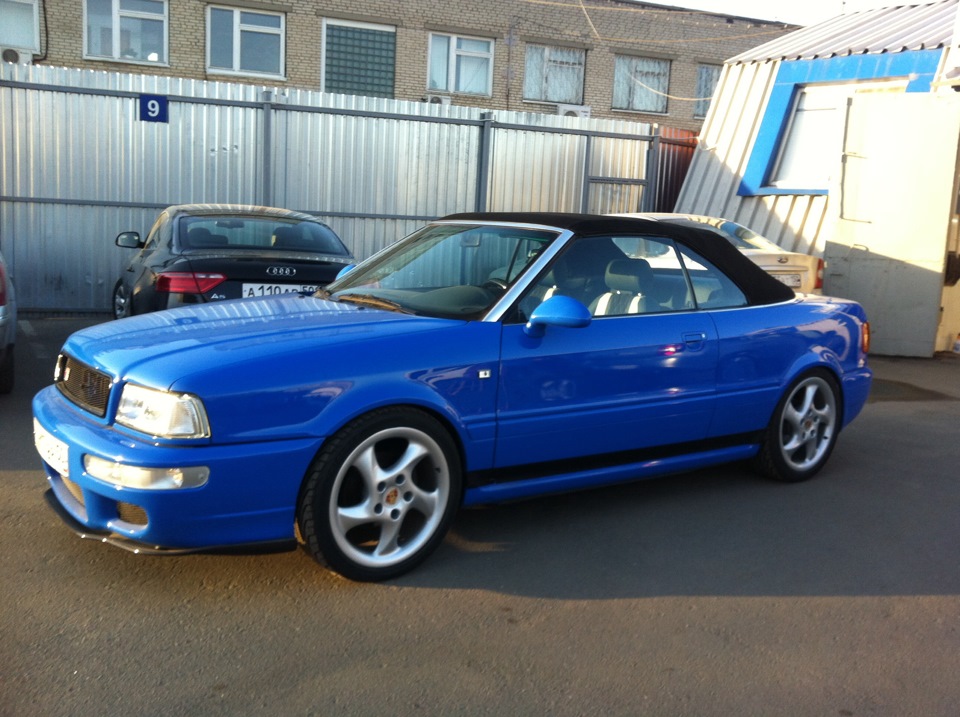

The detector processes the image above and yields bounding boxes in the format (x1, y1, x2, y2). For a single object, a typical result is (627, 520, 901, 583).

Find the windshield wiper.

(336, 293, 414, 314)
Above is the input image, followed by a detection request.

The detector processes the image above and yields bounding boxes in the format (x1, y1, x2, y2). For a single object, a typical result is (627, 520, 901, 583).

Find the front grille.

(61, 475, 86, 508)
(56, 354, 112, 417)
(117, 502, 148, 527)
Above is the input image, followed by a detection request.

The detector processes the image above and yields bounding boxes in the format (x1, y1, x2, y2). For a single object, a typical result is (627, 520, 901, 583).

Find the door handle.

(682, 331, 707, 348)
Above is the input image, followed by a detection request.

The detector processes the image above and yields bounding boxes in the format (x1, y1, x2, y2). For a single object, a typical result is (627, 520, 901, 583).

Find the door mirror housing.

(116, 231, 144, 249)
(524, 295, 592, 337)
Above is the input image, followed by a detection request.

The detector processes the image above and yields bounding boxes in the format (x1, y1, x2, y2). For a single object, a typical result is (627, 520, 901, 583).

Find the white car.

(615, 214, 823, 294)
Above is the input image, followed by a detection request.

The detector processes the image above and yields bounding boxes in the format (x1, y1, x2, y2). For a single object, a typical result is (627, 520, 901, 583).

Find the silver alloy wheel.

(328, 425, 451, 569)
(778, 375, 838, 472)
(113, 283, 129, 319)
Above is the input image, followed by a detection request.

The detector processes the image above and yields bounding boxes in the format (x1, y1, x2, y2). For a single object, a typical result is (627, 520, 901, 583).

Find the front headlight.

(116, 383, 210, 439)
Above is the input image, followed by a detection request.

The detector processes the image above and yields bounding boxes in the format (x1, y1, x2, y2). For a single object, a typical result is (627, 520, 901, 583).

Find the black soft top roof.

(442, 212, 795, 306)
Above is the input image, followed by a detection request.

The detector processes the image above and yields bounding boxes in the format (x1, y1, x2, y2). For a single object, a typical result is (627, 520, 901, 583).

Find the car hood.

(63, 295, 453, 391)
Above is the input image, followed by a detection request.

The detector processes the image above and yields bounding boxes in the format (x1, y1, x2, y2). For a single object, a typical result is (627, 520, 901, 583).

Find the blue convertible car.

(33, 214, 871, 581)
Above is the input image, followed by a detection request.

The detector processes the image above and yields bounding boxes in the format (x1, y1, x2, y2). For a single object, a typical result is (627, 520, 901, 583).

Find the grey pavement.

(3, 316, 959, 717)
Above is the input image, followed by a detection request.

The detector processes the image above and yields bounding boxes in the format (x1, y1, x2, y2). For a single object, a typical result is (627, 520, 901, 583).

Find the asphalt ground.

(2, 316, 959, 716)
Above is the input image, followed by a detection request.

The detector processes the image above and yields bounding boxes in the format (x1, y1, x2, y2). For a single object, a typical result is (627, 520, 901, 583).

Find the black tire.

(753, 369, 841, 483)
(0, 345, 13, 394)
(297, 407, 462, 581)
(112, 281, 131, 319)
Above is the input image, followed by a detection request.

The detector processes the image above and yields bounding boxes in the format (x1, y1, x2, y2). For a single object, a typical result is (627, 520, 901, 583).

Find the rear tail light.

(861, 321, 871, 354)
(815, 258, 824, 290)
(156, 272, 226, 294)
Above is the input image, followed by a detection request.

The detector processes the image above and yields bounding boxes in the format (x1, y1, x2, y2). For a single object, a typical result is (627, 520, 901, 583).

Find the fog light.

(84, 455, 209, 490)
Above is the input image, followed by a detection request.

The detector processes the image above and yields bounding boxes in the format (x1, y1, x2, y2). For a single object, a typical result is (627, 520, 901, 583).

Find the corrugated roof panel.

(730, 0, 957, 62)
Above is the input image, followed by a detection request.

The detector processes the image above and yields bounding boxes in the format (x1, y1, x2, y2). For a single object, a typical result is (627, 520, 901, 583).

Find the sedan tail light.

(156, 272, 226, 294)
(861, 321, 871, 354)
(815, 258, 824, 290)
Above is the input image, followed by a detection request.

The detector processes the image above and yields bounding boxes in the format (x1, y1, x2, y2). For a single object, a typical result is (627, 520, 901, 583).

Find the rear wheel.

(754, 370, 841, 482)
(297, 407, 461, 581)
(112, 281, 131, 319)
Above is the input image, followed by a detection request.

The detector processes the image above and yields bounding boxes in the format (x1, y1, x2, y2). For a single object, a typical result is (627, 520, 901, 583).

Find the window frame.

(321, 18, 396, 98)
(206, 4, 286, 80)
(738, 50, 940, 197)
(83, 0, 169, 66)
(0, 0, 41, 52)
(523, 43, 586, 105)
(612, 54, 670, 114)
(427, 32, 494, 96)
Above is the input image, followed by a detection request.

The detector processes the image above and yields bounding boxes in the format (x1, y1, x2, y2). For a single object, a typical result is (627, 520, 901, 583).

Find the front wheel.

(112, 281, 131, 319)
(297, 407, 462, 581)
(753, 370, 841, 483)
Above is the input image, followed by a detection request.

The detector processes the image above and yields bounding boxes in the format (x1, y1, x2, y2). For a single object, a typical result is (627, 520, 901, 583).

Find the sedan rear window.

(179, 216, 348, 255)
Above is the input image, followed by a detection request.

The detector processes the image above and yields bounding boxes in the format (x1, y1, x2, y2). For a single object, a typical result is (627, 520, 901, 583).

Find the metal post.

(475, 111, 494, 211)
(643, 129, 662, 212)
(580, 135, 593, 214)
(261, 90, 274, 207)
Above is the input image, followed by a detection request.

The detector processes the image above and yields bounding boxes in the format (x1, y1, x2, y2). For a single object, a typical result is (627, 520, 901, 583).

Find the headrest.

(605, 259, 652, 294)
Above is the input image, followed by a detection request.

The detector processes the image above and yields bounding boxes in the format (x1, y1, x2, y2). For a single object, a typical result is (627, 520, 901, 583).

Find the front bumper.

(34, 385, 323, 551)
(43, 490, 297, 555)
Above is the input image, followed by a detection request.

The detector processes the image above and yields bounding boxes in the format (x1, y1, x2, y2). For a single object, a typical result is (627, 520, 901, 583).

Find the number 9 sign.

(139, 94, 169, 123)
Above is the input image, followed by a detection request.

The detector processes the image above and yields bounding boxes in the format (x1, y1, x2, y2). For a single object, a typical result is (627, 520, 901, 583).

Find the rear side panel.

(708, 298, 871, 436)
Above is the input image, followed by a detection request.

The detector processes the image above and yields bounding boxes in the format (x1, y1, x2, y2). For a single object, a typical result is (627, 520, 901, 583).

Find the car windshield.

(325, 223, 560, 319)
(179, 216, 349, 255)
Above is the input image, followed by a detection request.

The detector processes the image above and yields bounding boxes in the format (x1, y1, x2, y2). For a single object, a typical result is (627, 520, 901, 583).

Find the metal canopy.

(729, 0, 958, 63)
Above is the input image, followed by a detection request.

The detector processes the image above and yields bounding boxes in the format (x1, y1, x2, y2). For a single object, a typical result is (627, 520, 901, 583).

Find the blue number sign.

(139, 94, 169, 123)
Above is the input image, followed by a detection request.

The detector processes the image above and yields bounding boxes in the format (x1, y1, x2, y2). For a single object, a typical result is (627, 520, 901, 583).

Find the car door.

(494, 234, 721, 469)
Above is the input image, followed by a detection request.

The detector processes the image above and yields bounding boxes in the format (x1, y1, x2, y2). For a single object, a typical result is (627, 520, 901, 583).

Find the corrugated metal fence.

(1, 64, 696, 312)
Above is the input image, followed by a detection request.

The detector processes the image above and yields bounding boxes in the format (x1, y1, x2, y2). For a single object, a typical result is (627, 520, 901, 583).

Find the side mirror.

(524, 295, 591, 337)
(335, 264, 356, 280)
(116, 231, 144, 249)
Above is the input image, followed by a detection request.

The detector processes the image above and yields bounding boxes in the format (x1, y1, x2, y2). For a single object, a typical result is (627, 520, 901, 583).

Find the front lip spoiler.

(44, 489, 298, 556)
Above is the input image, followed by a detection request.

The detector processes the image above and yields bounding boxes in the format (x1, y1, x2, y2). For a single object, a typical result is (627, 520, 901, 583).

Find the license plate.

(34, 420, 70, 477)
(774, 274, 802, 288)
(242, 283, 318, 297)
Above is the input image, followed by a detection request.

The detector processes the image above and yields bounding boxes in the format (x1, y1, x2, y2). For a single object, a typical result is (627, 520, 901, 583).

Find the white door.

(824, 92, 960, 356)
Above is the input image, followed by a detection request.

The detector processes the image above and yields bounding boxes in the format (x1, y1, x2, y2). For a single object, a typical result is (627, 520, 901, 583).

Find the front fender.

(306, 373, 498, 473)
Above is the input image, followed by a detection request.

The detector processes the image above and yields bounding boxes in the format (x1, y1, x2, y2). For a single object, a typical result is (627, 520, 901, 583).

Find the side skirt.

(462, 443, 760, 507)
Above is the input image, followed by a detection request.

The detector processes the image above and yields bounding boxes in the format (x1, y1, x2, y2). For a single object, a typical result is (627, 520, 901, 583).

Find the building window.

(613, 55, 669, 113)
(768, 84, 852, 190)
(739, 52, 940, 197)
(85, 0, 167, 64)
(524, 44, 585, 104)
(428, 33, 493, 95)
(207, 6, 284, 78)
(694, 64, 722, 118)
(322, 19, 395, 98)
(0, 0, 40, 52)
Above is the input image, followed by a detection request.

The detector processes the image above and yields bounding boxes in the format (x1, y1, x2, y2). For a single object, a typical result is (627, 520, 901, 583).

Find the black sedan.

(113, 204, 354, 318)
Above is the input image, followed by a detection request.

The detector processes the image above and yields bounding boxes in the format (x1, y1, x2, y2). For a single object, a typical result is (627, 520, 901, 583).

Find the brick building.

(1, 0, 794, 130)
